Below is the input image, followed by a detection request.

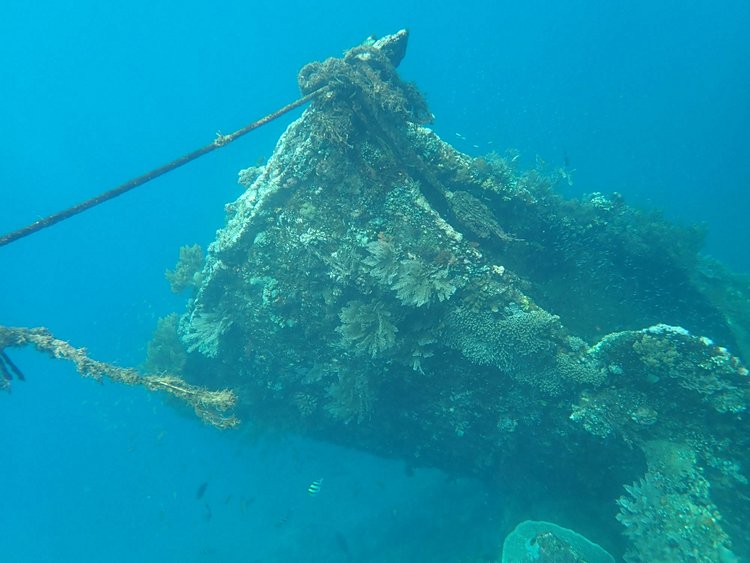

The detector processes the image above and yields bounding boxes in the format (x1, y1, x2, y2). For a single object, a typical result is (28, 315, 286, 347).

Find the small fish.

(335, 532, 352, 559)
(274, 508, 293, 528)
(307, 478, 323, 496)
(239, 496, 256, 513)
(196, 481, 208, 500)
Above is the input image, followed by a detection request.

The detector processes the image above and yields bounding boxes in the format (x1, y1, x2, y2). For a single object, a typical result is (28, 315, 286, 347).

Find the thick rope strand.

(0, 87, 327, 248)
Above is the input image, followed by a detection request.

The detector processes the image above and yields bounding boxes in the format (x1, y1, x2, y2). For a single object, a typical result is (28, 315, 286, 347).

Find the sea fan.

(337, 300, 398, 358)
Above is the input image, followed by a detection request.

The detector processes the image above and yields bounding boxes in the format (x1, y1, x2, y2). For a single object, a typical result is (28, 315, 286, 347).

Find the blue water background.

(1, 1, 748, 561)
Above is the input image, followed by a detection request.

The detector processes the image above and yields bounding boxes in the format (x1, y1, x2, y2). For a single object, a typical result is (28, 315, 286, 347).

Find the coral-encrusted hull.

(158, 31, 749, 561)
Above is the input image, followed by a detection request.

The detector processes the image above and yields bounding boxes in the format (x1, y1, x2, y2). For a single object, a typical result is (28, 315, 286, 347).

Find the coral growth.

(617, 441, 737, 562)
(501, 520, 614, 563)
(363, 236, 461, 307)
(1, 325, 237, 428)
(391, 259, 457, 307)
(337, 300, 398, 358)
(144, 313, 187, 375)
(158, 30, 750, 560)
(325, 368, 372, 423)
(446, 189, 515, 242)
(363, 239, 401, 285)
(165, 244, 204, 293)
(444, 305, 559, 371)
(181, 310, 233, 358)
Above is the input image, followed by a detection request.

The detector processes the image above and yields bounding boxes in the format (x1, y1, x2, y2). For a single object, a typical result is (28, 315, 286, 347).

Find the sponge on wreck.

(501, 520, 614, 563)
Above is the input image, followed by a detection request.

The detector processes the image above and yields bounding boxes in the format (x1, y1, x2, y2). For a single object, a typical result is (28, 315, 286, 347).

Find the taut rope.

(0, 86, 328, 248)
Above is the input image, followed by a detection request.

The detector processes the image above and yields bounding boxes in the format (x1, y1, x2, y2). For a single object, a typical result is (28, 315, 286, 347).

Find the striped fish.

(307, 478, 323, 496)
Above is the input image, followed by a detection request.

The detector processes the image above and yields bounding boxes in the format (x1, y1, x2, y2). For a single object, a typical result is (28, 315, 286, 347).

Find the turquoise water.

(1, 1, 748, 561)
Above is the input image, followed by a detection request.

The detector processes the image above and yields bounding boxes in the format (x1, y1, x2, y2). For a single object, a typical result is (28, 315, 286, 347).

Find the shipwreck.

(3, 30, 749, 561)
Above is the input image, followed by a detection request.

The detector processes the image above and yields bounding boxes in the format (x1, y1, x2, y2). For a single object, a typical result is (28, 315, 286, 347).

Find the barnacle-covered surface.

(149, 31, 750, 560)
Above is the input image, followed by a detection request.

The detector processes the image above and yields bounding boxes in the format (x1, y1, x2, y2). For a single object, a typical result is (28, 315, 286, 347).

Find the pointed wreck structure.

(153, 31, 749, 561)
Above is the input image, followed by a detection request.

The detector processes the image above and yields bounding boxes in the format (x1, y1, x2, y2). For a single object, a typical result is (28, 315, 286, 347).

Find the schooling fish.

(307, 478, 323, 497)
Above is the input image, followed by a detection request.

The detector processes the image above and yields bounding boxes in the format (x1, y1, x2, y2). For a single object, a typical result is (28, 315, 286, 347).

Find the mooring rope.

(0, 86, 329, 248)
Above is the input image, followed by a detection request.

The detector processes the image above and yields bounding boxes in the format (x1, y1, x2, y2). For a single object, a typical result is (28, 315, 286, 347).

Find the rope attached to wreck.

(0, 86, 329, 248)
(0, 325, 239, 429)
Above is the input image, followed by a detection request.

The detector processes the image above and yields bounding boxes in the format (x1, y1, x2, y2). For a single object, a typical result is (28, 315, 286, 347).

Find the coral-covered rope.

(0, 325, 239, 428)
(0, 87, 328, 248)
